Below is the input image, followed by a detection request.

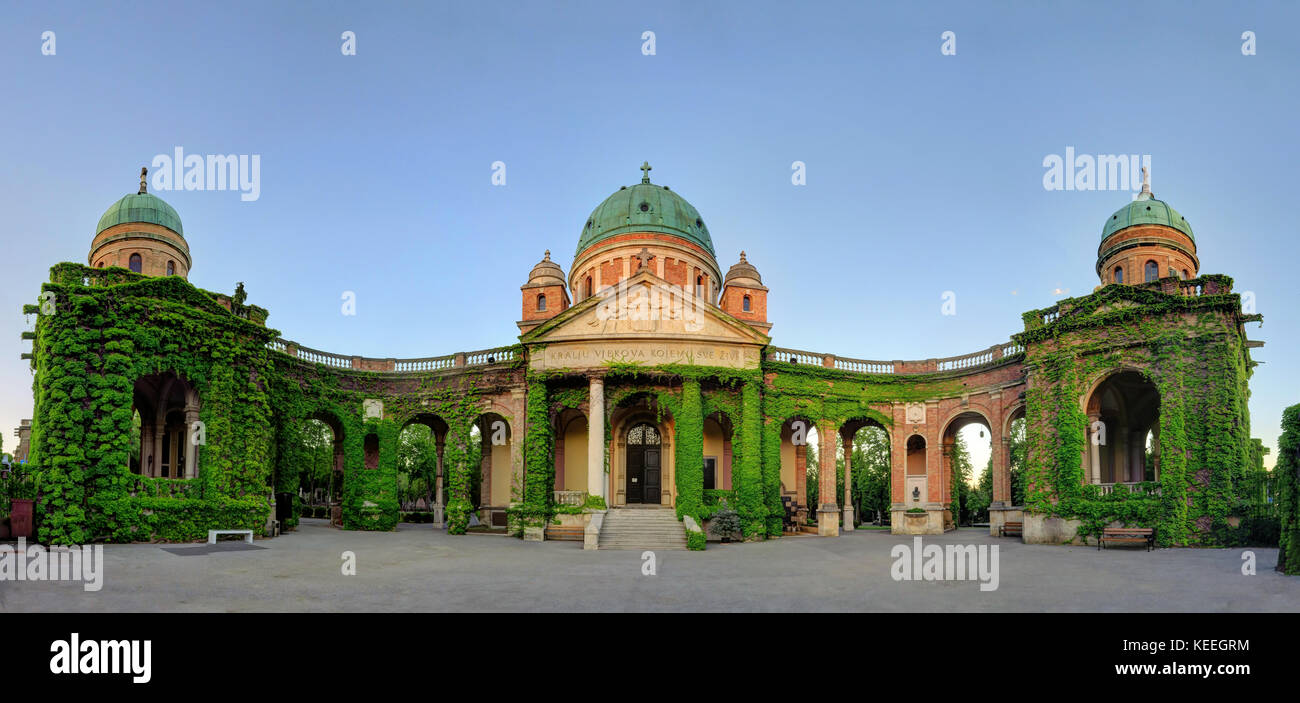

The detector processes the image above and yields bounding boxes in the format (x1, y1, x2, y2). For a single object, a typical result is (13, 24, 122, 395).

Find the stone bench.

(208, 529, 254, 545)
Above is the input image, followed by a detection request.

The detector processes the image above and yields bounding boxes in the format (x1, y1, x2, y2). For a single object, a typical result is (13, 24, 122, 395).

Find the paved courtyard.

(2, 519, 1295, 612)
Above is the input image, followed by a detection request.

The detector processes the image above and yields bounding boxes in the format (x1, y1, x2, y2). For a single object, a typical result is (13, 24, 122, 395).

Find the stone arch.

(840, 415, 892, 527)
(399, 413, 451, 524)
(553, 407, 589, 494)
(777, 415, 819, 526)
(703, 410, 735, 492)
(471, 411, 514, 525)
(940, 410, 994, 529)
(1082, 369, 1161, 487)
(302, 411, 347, 521)
(609, 392, 675, 507)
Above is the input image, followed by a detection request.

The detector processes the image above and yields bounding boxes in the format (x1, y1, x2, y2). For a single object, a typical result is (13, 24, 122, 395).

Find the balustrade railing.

(1097, 482, 1161, 496)
(553, 490, 586, 506)
(268, 338, 517, 374)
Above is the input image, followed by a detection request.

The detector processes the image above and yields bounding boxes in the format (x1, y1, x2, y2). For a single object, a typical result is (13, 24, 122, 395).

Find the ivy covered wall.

(1015, 277, 1256, 545)
(28, 264, 277, 545)
(23, 263, 1259, 552)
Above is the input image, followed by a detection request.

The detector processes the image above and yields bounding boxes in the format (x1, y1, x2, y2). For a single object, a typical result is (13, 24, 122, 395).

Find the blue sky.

(1, 1, 1295, 467)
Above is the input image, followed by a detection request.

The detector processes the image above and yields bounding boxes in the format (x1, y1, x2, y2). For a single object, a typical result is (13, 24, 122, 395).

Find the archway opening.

(297, 417, 342, 524)
(1086, 371, 1160, 489)
(843, 418, 891, 527)
(472, 413, 512, 528)
(609, 393, 674, 507)
(399, 413, 449, 526)
(131, 372, 199, 479)
(553, 409, 589, 499)
(779, 417, 819, 531)
(943, 412, 992, 528)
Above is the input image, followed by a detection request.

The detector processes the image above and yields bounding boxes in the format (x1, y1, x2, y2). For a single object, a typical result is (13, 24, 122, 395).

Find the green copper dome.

(575, 163, 715, 258)
(96, 193, 184, 236)
(1101, 192, 1192, 242)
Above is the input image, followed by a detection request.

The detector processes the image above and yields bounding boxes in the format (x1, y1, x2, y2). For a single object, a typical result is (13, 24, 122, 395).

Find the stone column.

(1115, 427, 1130, 485)
(1088, 413, 1102, 485)
(140, 421, 154, 477)
(510, 388, 526, 505)
(433, 437, 446, 527)
(152, 410, 165, 478)
(841, 431, 854, 532)
(587, 376, 605, 503)
(183, 405, 200, 479)
(817, 422, 839, 537)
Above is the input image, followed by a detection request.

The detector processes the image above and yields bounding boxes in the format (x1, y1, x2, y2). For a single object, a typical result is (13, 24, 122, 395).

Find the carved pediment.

(521, 270, 768, 371)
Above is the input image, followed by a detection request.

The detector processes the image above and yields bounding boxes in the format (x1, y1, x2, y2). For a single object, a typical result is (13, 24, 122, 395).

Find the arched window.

(97, 261, 105, 269)
(1113, 266, 1124, 284)
(1182, 269, 1190, 280)
(537, 293, 547, 312)
(742, 294, 751, 312)
(695, 275, 704, 297)
(129, 253, 143, 274)
(1144, 260, 1158, 282)
(167, 260, 175, 276)
(584, 276, 592, 299)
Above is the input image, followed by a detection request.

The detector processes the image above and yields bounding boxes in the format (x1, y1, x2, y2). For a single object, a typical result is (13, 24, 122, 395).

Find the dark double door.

(626, 423, 661, 504)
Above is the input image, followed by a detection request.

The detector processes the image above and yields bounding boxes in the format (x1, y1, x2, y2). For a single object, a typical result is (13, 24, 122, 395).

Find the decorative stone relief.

(363, 399, 383, 420)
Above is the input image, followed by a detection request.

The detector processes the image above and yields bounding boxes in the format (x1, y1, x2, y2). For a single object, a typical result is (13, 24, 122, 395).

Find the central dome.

(575, 164, 715, 258)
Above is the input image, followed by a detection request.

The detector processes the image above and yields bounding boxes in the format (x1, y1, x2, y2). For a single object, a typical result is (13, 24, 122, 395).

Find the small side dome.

(1101, 185, 1192, 242)
(724, 251, 762, 287)
(527, 250, 566, 287)
(96, 192, 185, 236)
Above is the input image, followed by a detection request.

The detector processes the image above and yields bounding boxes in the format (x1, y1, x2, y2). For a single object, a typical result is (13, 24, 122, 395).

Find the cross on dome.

(640, 161, 652, 184)
(633, 246, 655, 270)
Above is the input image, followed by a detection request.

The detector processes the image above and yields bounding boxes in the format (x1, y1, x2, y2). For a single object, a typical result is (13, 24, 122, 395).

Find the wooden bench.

(208, 529, 253, 545)
(1099, 527, 1155, 551)
(998, 521, 1023, 537)
(544, 525, 585, 542)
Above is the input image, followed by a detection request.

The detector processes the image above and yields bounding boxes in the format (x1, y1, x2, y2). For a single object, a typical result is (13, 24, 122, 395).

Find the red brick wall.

(720, 286, 767, 323)
(521, 284, 568, 322)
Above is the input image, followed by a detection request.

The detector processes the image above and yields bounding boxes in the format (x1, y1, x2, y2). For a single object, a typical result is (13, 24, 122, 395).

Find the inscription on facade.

(530, 342, 759, 371)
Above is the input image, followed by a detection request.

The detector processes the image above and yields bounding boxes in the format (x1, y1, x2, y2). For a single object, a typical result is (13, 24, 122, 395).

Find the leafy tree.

(1008, 417, 1027, 506)
(947, 435, 973, 525)
(850, 426, 891, 525)
(968, 458, 993, 523)
(398, 424, 439, 508)
(298, 419, 335, 506)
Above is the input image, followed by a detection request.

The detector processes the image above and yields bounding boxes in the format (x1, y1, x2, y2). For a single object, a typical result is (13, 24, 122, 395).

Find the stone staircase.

(598, 506, 688, 550)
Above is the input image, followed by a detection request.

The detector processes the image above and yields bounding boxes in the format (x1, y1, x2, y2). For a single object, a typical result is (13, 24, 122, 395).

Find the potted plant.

(708, 499, 742, 543)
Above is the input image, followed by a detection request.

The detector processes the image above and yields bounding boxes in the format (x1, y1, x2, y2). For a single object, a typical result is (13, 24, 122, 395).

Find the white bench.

(208, 529, 253, 544)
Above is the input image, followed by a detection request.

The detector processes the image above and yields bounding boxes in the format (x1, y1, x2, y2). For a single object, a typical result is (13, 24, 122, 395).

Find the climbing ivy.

(1276, 404, 1300, 575)
(1015, 281, 1256, 546)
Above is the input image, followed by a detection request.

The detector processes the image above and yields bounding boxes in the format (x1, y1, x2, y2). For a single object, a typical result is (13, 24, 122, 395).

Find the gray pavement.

(1, 519, 1296, 612)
